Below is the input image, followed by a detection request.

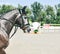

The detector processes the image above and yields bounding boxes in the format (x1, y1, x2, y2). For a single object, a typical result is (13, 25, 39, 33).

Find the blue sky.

(0, 0, 60, 7)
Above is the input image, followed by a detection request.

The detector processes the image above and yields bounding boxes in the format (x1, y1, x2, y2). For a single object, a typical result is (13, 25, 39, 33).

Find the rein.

(9, 25, 18, 39)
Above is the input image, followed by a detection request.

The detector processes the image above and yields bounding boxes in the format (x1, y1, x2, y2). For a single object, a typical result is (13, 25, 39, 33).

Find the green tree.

(58, 4, 60, 8)
(40, 11, 46, 23)
(31, 1, 43, 22)
(55, 4, 60, 24)
(56, 8, 60, 23)
(0, 4, 15, 14)
(18, 4, 22, 9)
(45, 5, 55, 24)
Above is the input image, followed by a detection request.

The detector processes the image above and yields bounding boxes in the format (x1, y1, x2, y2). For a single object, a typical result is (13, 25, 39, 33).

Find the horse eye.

(25, 17, 27, 19)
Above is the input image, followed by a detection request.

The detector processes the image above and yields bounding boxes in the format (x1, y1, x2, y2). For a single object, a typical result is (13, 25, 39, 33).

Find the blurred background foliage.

(0, 1, 60, 25)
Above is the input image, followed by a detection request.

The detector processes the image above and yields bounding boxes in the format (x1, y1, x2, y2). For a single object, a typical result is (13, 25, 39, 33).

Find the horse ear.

(22, 6, 27, 10)
(22, 6, 27, 14)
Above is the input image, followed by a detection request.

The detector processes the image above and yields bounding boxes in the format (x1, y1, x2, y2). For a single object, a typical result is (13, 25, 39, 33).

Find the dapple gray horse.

(0, 6, 31, 54)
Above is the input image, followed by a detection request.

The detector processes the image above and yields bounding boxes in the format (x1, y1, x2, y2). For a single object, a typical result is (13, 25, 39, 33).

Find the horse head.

(15, 6, 31, 33)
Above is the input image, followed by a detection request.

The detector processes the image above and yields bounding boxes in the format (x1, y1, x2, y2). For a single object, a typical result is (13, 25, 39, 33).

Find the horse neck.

(1, 9, 19, 35)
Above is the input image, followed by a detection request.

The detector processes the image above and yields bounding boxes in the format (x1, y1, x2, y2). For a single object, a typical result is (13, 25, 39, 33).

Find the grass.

(50, 24, 60, 26)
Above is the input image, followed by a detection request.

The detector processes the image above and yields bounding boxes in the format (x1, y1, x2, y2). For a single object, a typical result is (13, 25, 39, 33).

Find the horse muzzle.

(26, 27, 31, 33)
(22, 25, 31, 33)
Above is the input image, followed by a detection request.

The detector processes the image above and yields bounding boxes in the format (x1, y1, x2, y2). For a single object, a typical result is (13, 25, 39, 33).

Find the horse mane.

(0, 8, 19, 17)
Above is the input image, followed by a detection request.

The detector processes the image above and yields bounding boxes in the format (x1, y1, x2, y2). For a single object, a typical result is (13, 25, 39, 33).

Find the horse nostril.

(27, 28, 31, 33)
(29, 29, 31, 31)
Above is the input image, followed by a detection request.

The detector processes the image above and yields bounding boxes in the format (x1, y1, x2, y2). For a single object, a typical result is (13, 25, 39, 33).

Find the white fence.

(39, 26, 60, 33)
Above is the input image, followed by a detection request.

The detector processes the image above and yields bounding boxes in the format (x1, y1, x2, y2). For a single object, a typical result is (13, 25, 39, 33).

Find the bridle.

(0, 6, 29, 39)
(0, 13, 29, 39)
